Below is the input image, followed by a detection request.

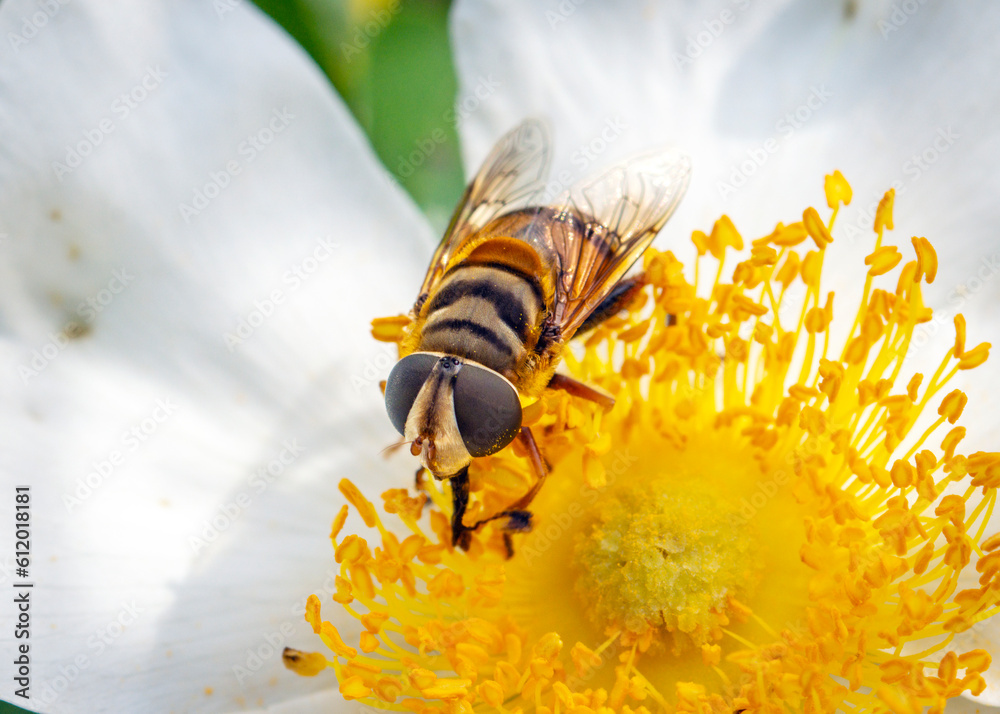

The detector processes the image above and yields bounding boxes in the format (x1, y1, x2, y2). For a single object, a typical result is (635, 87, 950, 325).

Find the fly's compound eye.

(384, 352, 439, 434)
(454, 363, 522, 457)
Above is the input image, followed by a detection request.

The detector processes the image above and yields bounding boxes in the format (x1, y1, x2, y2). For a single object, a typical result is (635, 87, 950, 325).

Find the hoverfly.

(384, 119, 690, 554)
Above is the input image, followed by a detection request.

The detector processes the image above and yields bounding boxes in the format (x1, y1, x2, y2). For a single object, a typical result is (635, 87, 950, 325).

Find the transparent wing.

(546, 148, 691, 337)
(416, 119, 552, 301)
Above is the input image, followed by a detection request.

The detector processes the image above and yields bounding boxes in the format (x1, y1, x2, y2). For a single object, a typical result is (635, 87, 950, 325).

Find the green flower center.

(572, 481, 761, 646)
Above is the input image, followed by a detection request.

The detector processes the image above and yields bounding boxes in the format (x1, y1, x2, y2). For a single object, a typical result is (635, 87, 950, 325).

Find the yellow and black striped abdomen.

(418, 263, 544, 377)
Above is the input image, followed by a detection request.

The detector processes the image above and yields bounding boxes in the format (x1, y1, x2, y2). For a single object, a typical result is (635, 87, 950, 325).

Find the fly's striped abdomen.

(418, 263, 544, 376)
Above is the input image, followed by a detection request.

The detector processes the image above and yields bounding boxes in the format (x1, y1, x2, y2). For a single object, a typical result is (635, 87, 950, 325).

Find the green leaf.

(250, 0, 463, 221)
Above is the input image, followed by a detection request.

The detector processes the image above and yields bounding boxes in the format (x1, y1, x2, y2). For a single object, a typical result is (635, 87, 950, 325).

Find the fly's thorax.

(417, 262, 545, 377)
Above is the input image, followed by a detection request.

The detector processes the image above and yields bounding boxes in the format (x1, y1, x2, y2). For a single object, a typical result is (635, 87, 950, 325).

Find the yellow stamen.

(288, 173, 1000, 714)
(824, 169, 853, 209)
(281, 648, 328, 676)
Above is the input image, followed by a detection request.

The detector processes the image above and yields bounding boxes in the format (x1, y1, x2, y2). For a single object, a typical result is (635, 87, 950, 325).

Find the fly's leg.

(498, 426, 548, 517)
(466, 427, 547, 558)
(547, 373, 615, 410)
(449, 465, 473, 551)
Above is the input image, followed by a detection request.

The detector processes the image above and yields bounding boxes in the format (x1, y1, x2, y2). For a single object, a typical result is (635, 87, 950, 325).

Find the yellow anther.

(305, 594, 322, 633)
(530, 657, 554, 679)
(691, 228, 709, 256)
(282, 648, 328, 677)
(374, 677, 402, 703)
(416, 543, 445, 565)
(339, 675, 371, 699)
(938, 390, 968, 424)
(752, 322, 774, 345)
(944, 614, 973, 633)
(371, 314, 410, 342)
(845, 336, 870, 365)
(332, 575, 353, 605)
(552, 681, 575, 707)
(456, 642, 491, 666)
(965, 673, 988, 697)
(958, 649, 991, 672)
(348, 563, 375, 599)
(335, 534, 366, 564)
(343, 658, 379, 675)
(583, 449, 607, 488)
(935, 494, 966, 525)
(359, 632, 379, 653)
(382, 489, 427, 521)
(776, 251, 801, 286)
(911, 236, 938, 283)
(504, 632, 523, 665)
(983, 532, 1000, 552)
(571, 642, 603, 676)
(627, 676, 648, 701)
(890, 460, 914, 489)
(361, 611, 389, 633)
(895, 260, 918, 295)
(865, 246, 902, 277)
(675, 681, 708, 706)
(409, 668, 438, 690)
(732, 261, 755, 286)
(801, 250, 822, 287)
(618, 319, 650, 343)
(771, 221, 808, 247)
(941, 426, 966, 461)
(330, 505, 350, 541)
(876, 686, 918, 714)
(875, 188, 895, 234)
(799, 405, 827, 435)
(958, 342, 990, 370)
(533, 632, 563, 661)
(493, 661, 520, 694)
(421, 679, 471, 700)
(709, 215, 743, 258)
(912, 542, 934, 575)
(805, 305, 829, 333)
(428, 568, 465, 598)
(879, 658, 911, 683)
(339, 479, 378, 528)
(320, 622, 357, 658)
(824, 170, 852, 209)
(803, 206, 833, 249)
(731, 294, 768, 317)
(953, 314, 967, 358)
(788, 384, 821, 401)
(750, 244, 779, 266)
(397, 534, 425, 562)
(477, 680, 504, 708)
(945, 533, 973, 569)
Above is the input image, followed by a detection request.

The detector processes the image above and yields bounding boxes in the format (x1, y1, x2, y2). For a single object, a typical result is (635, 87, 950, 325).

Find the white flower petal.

(452, 1, 1000, 245)
(0, 0, 431, 711)
(252, 687, 346, 713)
